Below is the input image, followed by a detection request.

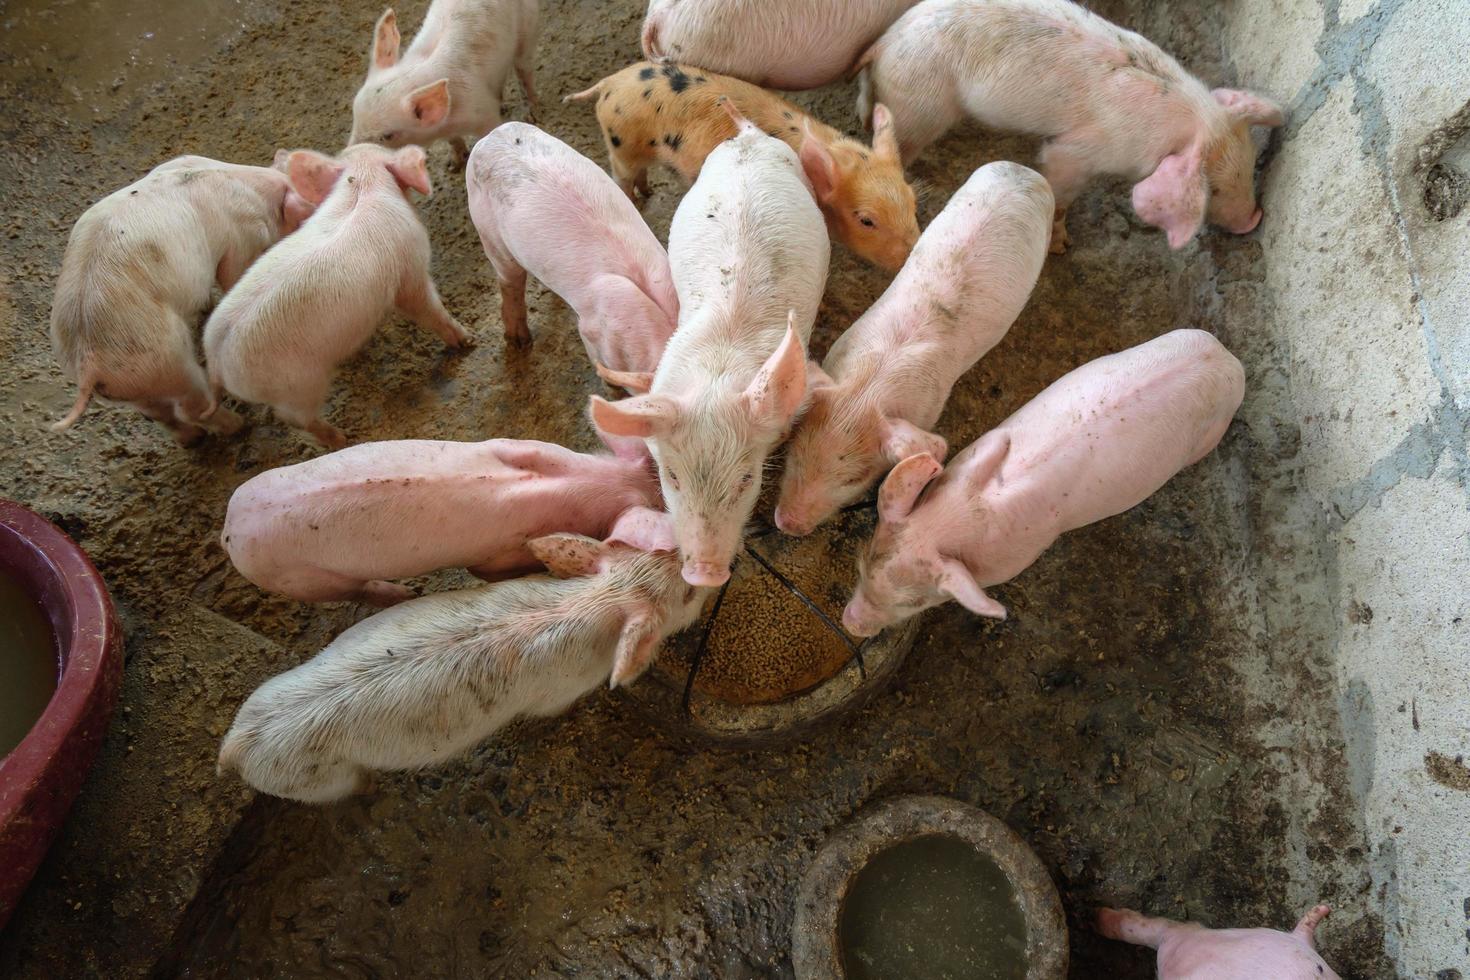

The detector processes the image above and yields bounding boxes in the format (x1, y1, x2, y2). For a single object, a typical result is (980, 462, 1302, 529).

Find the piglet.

(1096, 904, 1342, 979)
(349, 0, 540, 160)
(856, 0, 1284, 250)
(567, 62, 918, 271)
(776, 161, 1052, 536)
(466, 122, 677, 373)
(50, 155, 315, 443)
(204, 144, 469, 449)
(222, 433, 663, 605)
(842, 329, 1244, 636)
(217, 533, 707, 803)
(590, 104, 831, 586)
(640, 0, 918, 90)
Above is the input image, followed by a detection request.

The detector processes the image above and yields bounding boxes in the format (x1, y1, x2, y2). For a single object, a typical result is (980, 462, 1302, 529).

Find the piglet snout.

(841, 598, 882, 638)
(682, 560, 730, 587)
(774, 505, 813, 537)
(1228, 207, 1263, 235)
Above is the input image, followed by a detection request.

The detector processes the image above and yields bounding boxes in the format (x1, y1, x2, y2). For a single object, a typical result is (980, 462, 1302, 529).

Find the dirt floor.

(0, 0, 1399, 977)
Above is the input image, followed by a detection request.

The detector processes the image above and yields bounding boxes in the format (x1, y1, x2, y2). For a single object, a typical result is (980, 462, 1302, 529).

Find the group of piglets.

(45, 0, 1331, 968)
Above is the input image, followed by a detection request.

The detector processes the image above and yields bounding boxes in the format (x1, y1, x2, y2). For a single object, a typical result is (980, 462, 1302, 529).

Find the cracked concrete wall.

(1223, 0, 1470, 973)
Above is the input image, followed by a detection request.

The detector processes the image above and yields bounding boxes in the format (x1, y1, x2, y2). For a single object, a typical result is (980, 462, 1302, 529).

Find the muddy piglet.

(591, 105, 830, 586)
(218, 533, 707, 803)
(222, 433, 664, 605)
(842, 329, 1244, 636)
(857, 0, 1283, 250)
(50, 155, 315, 443)
(776, 161, 1052, 536)
(641, 0, 918, 90)
(568, 62, 918, 270)
(350, 0, 540, 160)
(204, 144, 469, 449)
(1096, 904, 1342, 979)
(466, 123, 677, 375)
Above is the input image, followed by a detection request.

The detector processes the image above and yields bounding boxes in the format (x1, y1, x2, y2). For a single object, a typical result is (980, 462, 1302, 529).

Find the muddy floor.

(0, 0, 1396, 977)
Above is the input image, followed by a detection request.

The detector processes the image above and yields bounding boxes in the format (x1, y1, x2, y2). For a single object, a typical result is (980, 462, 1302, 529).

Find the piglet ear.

(271, 148, 292, 172)
(595, 362, 654, 394)
(806, 360, 836, 392)
(528, 533, 607, 578)
(871, 103, 900, 161)
(388, 145, 432, 196)
(371, 8, 400, 71)
(286, 150, 346, 205)
(798, 122, 839, 203)
(408, 78, 452, 128)
(878, 416, 947, 465)
(937, 557, 1006, 619)
(606, 506, 676, 554)
(611, 610, 659, 688)
(877, 452, 943, 524)
(589, 393, 679, 439)
(742, 311, 808, 432)
(1212, 88, 1285, 127)
(1131, 140, 1208, 249)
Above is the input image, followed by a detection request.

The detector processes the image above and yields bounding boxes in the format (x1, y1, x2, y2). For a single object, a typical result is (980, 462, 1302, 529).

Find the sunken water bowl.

(794, 796, 1068, 980)
(0, 500, 123, 928)
(626, 504, 918, 743)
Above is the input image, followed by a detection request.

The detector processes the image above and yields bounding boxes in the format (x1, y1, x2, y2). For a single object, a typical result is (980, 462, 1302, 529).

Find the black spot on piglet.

(662, 63, 692, 93)
(639, 66, 657, 81)
(610, 133, 622, 148)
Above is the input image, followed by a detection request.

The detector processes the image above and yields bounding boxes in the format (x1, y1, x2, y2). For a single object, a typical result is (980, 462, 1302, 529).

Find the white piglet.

(204, 144, 469, 449)
(466, 122, 678, 375)
(843, 329, 1245, 636)
(856, 0, 1284, 250)
(590, 105, 831, 586)
(50, 155, 315, 443)
(222, 435, 664, 605)
(640, 0, 919, 90)
(218, 533, 707, 804)
(776, 161, 1053, 536)
(350, 0, 541, 160)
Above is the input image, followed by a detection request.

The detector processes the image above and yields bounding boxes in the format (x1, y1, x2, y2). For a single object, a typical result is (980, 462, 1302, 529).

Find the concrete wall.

(1223, 0, 1470, 973)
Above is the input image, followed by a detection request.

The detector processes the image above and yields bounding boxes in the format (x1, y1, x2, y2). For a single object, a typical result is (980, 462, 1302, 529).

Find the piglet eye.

(858, 214, 877, 229)
(739, 473, 753, 488)
(667, 470, 681, 488)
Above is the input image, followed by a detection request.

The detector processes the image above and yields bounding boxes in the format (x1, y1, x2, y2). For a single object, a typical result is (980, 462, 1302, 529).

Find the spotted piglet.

(218, 533, 707, 803)
(591, 105, 830, 586)
(1096, 904, 1342, 979)
(50, 155, 315, 443)
(842, 329, 1245, 636)
(567, 61, 918, 270)
(640, 0, 919, 90)
(204, 144, 469, 449)
(349, 0, 540, 161)
(775, 161, 1053, 536)
(466, 123, 677, 375)
(222, 432, 665, 606)
(856, 0, 1283, 250)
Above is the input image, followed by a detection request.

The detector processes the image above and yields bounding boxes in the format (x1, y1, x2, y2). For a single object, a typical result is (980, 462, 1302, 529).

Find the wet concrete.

(0, 0, 1398, 977)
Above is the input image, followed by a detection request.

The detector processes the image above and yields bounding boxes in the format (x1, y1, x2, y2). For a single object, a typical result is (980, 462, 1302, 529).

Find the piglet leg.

(397, 275, 471, 349)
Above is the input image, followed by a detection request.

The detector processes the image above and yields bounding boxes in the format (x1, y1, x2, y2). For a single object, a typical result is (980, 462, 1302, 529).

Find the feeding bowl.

(793, 795, 1068, 980)
(0, 500, 123, 928)
(627, 503, 918, 743)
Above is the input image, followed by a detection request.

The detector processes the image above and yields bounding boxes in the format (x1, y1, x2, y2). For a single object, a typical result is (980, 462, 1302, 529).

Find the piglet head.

(591, 314, 809, 587)
(349, 9, 453, 147)
(775, 377, 947, 537)
(844, 436, 1010, 636)
(339, 143, 434, 198)
(528, 532, 709, 688)
(1204, 88, 1285, 237)
(799, 106, 920, 271)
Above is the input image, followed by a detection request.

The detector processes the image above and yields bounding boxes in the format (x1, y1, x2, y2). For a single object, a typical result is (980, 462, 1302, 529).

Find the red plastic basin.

(0, 500, 122, 928)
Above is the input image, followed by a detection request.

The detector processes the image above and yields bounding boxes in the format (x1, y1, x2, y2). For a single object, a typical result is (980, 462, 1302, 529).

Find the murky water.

(840, 834, 1029, 980)
(0, 568, 59, 757)
(0, 0, 249, 121)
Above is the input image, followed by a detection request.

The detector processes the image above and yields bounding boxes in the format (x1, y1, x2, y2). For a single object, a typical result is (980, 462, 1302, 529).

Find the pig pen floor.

(0, 0, 1396, 977)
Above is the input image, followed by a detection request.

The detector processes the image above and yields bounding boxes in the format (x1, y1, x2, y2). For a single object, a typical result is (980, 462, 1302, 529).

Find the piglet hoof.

(449, 137, 471, 170)
(358, 580, 416, 607)
(504, 330, 533, 353)
(210, 406, 247, 436)
(1048, 225, 1070, 255)
(448, 330, 475, 352)
(307, 421, 348, 451)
